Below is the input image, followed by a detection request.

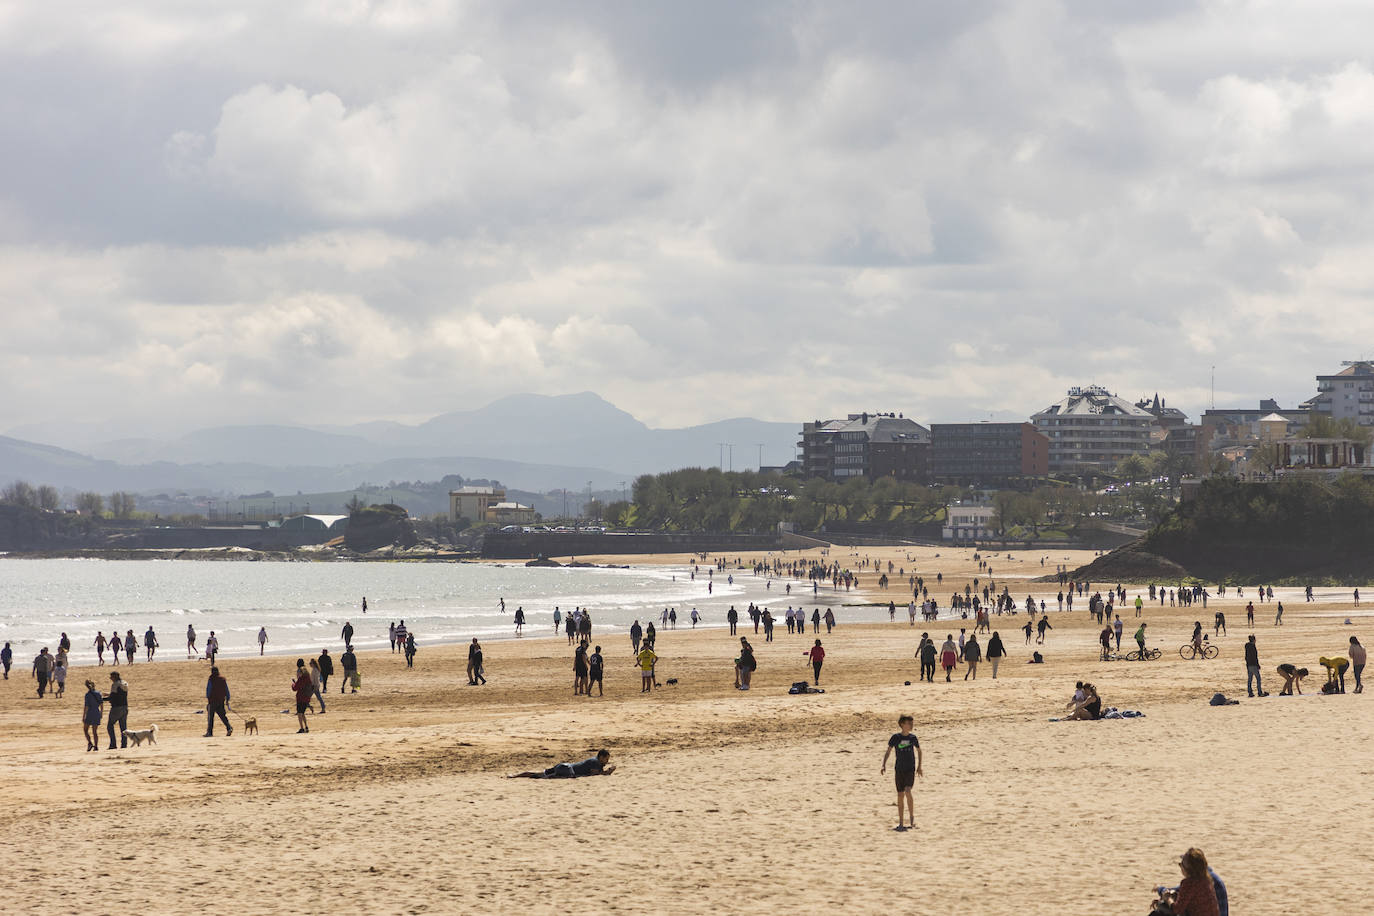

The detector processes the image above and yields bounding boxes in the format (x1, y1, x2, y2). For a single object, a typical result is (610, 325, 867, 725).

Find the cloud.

(2, 1, 1374, 442)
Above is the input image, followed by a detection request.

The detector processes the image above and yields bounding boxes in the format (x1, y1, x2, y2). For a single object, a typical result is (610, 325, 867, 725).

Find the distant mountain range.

(0, 393, 799, 495)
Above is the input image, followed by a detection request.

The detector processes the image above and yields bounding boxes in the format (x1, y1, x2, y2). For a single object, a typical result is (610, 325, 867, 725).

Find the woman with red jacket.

(1166, 848, 1220, 916)
(804, 640, 825, 685)
(291, 659, 314, 734)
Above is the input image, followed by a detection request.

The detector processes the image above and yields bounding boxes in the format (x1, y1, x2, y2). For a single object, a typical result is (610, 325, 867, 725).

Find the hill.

(1072, 475, 1374, 585)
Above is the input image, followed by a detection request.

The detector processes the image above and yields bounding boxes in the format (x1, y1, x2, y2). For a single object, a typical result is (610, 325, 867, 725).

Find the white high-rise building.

(1306, 361, 1374, 427)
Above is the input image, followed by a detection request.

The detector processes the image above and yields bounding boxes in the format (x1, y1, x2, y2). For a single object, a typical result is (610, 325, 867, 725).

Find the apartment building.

(929, 422, 1048, 486)
(1031, 386, 1154, 473)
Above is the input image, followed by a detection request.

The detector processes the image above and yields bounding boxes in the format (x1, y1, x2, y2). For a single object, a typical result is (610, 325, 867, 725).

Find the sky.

(4, 0, 1374, 443)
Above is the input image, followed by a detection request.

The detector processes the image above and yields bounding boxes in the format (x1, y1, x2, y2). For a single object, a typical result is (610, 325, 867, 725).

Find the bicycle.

(1124, 646, 1162, 661)
(1179, 641, 1219, 660)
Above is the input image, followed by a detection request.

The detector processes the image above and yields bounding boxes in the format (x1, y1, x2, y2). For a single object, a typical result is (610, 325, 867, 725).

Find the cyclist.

(1134, 622, 1148, 659)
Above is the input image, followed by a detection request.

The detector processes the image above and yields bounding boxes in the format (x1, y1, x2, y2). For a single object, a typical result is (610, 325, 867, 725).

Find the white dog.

(125, 724, 159, 747)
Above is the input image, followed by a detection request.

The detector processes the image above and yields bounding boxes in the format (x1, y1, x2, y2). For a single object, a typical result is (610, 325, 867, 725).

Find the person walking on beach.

(362, 596, 368, 614)
(340, 646, 358, 693)
(186, 624, 197, 658)
(986, 631, 1005, 679)
(588, 646, 604, 696)
(104, 671, 128, 749)
(573, 643, 590, 696)
(205, 631, 219, 664)
(940, 635, 957, 682)
(204, 666, 232, 737)
(467, 638, 482, 685)
(824, 608, 836, 633)
(737, 637, 755, 690)
(1245, 635, 1265, 697)
(629, 620, 642, 655)
(727, 606, 738, 635)
(341, 621, 354, 649)
(963, 634, 981, 680)
(109, 631, 122, 662)
(124, 629, 138, 665)
(1274, 602, 1284, 626)
(880, 715, 922, 832)
(918, 633, 937, 683)
(52, 653, 67, 698)
(1, 641, 11, 679)
(636, 644, 657, 693)
(318, 648, 334, 692)
(82, 679, 103, 751)
(1246, 602, 1254, 628)
(762, 609, 774, 642)
(292, 660, 313, 733)
(257, 627, 269, 655)
(144, 626, 158, 661)
(644, 621, 656, 650)
(95, 631, 107, 666)
(553, 607, 562, 633)
(403, 632, 417, 668)
(473, 639, 488, 685)
(1021, 619, 1033, 645)
(811, 608, 821, 634)
(309, 658, 327, 711)
(514, 606, 525, 636)
(1113, 615, 1124, 650)
(389, 621, 397, 652)
(805, 639, 825, 686)
(395, 620, 409, 652)
(32, 647, 53, 698)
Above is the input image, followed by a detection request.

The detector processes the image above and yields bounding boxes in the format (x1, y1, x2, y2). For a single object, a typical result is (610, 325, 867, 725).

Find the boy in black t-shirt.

(880, 715, 923, 831)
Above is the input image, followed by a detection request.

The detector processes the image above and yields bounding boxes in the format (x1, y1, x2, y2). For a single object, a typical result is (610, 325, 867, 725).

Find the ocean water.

(0, 559, 883, 661)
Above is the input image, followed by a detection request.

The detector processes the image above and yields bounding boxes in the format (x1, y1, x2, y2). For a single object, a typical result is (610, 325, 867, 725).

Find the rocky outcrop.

(343, 504, 418, 553)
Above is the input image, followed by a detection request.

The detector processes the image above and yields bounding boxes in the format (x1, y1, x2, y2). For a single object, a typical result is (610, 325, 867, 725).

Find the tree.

(35, 485, 60, 510)
(1114, 454, 1150, 482)
(345, 494, 366, 513)
(108, 491, 137, 519)
(1249, 442, 1282, 475)
(1301, 415, 1374, 447)
(76, 492, 104, 516)
(1, 480, 36, 507)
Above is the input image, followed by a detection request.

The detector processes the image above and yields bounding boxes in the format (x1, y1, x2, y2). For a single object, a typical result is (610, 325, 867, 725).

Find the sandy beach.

(1, 544, 1369, 915)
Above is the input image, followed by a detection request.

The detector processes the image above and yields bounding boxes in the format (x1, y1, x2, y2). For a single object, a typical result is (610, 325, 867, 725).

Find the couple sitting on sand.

(1063, 681, 1102, 720)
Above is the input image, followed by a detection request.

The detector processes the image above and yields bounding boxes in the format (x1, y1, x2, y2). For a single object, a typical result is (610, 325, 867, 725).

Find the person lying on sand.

(509, 749, 615, 779)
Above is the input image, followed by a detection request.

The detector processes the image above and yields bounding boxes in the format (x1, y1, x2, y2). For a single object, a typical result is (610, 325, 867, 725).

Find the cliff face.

(343, 504, 418, 553)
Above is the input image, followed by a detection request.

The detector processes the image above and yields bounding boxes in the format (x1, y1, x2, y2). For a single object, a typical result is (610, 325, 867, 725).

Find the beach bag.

(351, 672, 362, 689)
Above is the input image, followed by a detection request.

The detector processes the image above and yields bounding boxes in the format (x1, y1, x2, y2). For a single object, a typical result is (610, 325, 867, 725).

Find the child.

(880, 715, 923, 831)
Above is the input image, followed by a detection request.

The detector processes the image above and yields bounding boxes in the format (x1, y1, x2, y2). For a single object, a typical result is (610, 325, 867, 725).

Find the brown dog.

(242, 717, 258, 735)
